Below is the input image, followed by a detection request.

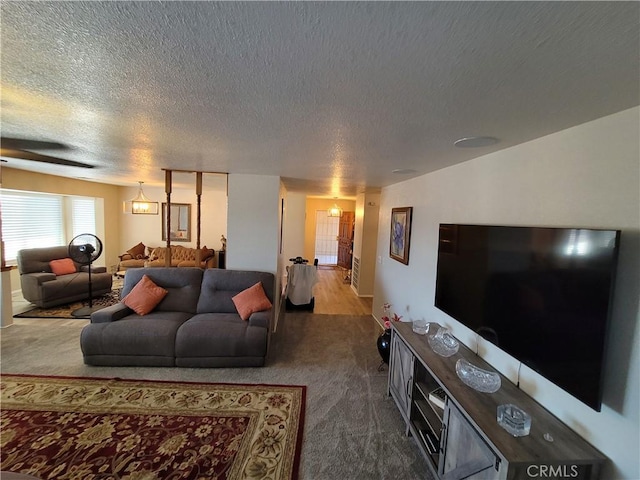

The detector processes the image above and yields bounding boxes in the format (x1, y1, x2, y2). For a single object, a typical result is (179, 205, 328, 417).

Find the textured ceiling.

(1, 1, 638, 196)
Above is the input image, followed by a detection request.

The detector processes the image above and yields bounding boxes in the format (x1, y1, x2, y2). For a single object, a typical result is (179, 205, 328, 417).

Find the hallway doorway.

(314, 210, 339, 265)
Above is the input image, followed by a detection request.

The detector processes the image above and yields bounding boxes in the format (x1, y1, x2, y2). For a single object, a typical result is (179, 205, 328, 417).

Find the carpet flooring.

(1, 374, 305, 480)
(0, 311, 434, 480)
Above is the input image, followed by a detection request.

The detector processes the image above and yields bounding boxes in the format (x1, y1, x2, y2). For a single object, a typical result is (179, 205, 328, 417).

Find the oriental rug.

(0, 375, 306, 480)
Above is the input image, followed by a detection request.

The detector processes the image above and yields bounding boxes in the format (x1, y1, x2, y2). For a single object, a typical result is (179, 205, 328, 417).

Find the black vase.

(377, 329, 392, 364)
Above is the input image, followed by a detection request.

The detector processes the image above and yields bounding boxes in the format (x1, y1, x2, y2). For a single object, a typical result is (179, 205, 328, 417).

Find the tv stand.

(389, 322, 606, 480)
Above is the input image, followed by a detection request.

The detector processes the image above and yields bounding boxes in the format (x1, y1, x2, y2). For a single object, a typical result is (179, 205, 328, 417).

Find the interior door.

(337, 211, 354, 269)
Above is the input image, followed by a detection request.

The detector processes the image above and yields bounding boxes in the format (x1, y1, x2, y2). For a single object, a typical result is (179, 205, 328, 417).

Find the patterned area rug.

(14, 279, 123, 319)
(0, 375, 306, 480)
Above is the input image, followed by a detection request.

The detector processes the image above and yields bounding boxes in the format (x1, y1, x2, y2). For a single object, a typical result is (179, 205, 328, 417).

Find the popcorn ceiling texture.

(1, 2, 638, 195)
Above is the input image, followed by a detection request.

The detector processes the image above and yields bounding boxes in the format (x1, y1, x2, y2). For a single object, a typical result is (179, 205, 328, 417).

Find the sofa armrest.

(20, 272, 56, 303)
(119, 253, 133, 261)
(80, 265, 107, 273)
(248, 309, 271, 329)
(22, 272, 57, 285)
(90, 303, 132, 323)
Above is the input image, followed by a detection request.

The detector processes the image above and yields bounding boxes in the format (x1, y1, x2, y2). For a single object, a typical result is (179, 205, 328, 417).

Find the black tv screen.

(435, 224, 620, 411)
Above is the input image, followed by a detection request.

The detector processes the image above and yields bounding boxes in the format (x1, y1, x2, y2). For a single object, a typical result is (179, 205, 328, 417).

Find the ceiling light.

(328, 200, 343, 217)
(454, 136, 499, 148)
(131, 181, 158, 215)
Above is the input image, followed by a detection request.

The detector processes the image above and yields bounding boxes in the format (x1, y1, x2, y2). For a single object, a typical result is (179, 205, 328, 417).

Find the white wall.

(227, 174, 281, 331)
(119, 174, 228, 260)
(227, 174, 280, 273)
(282, 192, 307, 266)
(353, 192, 380, 296)
(374, 107, 639, 479)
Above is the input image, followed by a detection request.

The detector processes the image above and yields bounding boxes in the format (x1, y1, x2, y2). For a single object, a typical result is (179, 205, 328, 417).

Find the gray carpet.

(0, 312, 434, 480)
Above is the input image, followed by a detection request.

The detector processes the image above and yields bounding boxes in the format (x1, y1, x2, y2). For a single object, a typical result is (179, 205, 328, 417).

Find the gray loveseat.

(80, 267, 275, 367)
(17, 246, 113, 308)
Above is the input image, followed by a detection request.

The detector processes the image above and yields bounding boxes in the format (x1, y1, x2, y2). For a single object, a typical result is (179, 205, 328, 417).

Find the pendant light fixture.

(131, 181, 159, 215)
(327, 199, 343, 217)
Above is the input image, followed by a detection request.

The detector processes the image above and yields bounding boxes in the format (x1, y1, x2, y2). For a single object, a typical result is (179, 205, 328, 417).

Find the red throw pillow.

(122, 275, 168, 315)
(49, 258, 76, 276)
(232, 282, 272, 321)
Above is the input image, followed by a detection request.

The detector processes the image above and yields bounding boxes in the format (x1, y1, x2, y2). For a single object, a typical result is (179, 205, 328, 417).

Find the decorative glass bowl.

(412, 319, 429, 335)
(428, 327, 459, 357)
(497, 404, 531, 437)
(455, 359, 501, 393)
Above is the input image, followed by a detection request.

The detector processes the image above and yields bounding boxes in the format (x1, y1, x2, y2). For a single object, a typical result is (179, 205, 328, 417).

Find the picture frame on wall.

(390, 207, 413, 265)
(162, 203, 191, 242)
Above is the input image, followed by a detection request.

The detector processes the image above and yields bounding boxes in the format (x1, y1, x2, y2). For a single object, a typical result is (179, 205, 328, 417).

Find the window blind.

(71, 197, 96, 238)
(1, 190, 65, 265)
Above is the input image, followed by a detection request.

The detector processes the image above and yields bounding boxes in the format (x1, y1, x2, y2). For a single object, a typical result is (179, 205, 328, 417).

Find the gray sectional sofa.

(80, 267, 275, 367)
(17, 246, 113, 308)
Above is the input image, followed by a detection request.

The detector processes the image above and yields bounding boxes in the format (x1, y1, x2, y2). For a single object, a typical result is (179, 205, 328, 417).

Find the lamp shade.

(131, 182, 159, 215)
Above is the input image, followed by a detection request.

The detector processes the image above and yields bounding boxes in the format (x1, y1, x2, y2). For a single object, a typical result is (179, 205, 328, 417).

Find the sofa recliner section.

(17, 246, 113, 308)
(80, 267, 275, 367)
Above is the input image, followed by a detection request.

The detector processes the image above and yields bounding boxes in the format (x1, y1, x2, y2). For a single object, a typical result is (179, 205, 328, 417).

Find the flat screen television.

(434, 224, 620, 411)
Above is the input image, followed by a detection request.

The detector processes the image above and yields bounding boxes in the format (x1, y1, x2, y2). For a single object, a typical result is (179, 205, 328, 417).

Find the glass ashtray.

(455, 359, 501, 393)
(428, 328, 459, 357)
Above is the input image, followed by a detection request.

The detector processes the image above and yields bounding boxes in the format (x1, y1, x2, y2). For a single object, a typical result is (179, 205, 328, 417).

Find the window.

(0, 190, 96, 265)
(70, 197, 96, 238)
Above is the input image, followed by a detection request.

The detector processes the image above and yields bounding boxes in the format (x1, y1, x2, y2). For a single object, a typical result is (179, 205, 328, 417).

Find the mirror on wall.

(162, 203, 191, 242)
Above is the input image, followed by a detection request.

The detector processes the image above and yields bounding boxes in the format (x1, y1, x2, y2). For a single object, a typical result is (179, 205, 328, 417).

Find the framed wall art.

(389, 207, 413, 265)
(162, 203, 191, 242)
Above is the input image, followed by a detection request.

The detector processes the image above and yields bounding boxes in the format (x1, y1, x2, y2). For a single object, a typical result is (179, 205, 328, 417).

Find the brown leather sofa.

(118, 245, 215, 270)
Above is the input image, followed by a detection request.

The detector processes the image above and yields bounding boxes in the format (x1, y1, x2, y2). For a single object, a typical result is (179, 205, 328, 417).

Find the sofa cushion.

(122, 275, 168, 315)
(49, 258, 76, 275)
(147, 259, 181, 268)
(81, 311, 192, 360)
(175, 313, 268, 359)
(150, 246, 190, 261)
(197, 269, 275, 314)
(119, 258, 146, 269)
(127, 242, 147, 259)
(232, 282, 272, 321)
(122, 268, 203, 314)
(17, 245, 75, 275)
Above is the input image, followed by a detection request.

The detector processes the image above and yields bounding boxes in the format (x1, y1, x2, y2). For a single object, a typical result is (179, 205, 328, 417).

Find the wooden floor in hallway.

(311, 266, 373, 315)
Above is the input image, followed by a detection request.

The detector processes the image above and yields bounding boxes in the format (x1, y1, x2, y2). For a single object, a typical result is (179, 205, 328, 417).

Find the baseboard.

(349, 284, 373, 298)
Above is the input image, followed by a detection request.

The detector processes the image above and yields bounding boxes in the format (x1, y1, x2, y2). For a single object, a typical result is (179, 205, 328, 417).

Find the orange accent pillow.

(232, 282, 272, 321)
(49, 258, 76, 275)
(122, 275, 168, 315)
